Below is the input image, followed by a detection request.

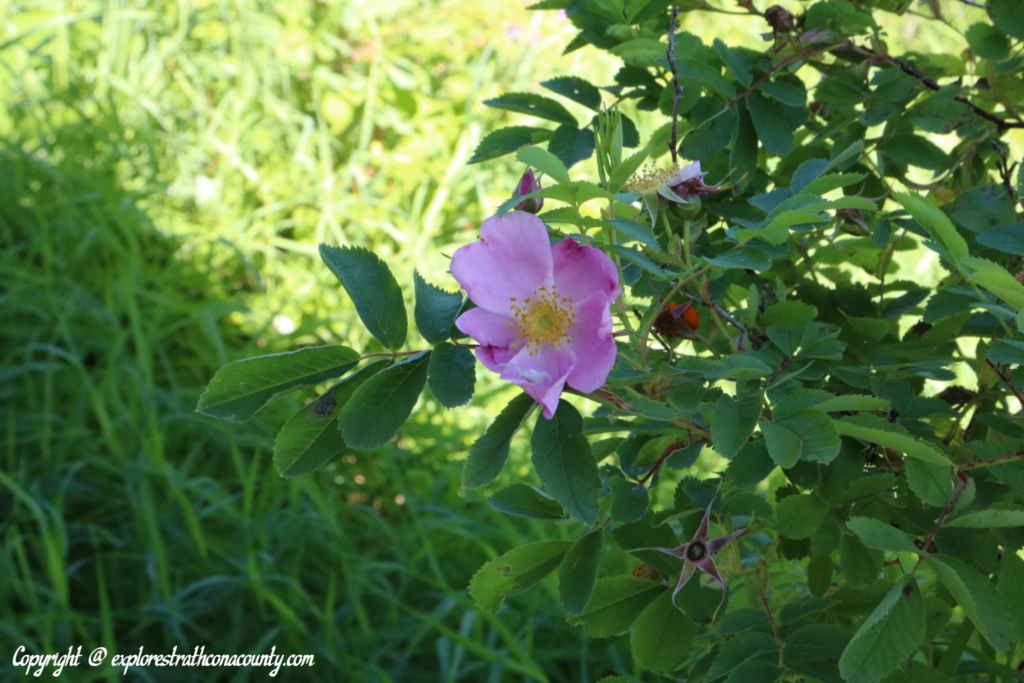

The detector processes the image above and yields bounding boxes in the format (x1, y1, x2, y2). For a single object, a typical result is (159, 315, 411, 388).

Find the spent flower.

(450, 211, 620, 418)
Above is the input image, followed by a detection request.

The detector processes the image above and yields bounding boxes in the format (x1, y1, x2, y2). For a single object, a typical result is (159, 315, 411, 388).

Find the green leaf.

(905, 458, 953, 507)
(780, 597, 837, 624)
(413, 271, 463, 344)
(483, 92, 576, 126)
(426, 342, 475, 408)
(717, 607, 771, 635)
(610, 477, 650, 524)
(613, 515, 682, 578)
(786, 624, 852, 658)
(892, 192, 969, 268)
(720, 491, 774, 522)
(461, 392, 536, 489)
(840, 533, 884, 589)
(746, 91, 793, 156)
(835, 416, 951, 466)
(814, 394, 891, 413)
(988, 339, 1024, 366)
(548, 125, 596, 169)
(948, 183, 1016, 232)
(887, 135, 950, 172)
(469, 126, 554, 164)
(761, 301, 818, 328)
(469, 540, 574, 614)
(840, 311, 889, 341)
(319, 244, 408, 349)
(997, 550, 1024, 643)
(516, 145, 571, 184)
(678, 105, 737, 161)
(723, 661, 782, 683)
(801, 172, 867, 196)
(726, 440, 777, 488)
(337, 351, 430, 450)
(702, 246, 772, 272)
(713, 38, 752, 87)
(541, 76, 602, 110)
(847, 517, 918, 553)
(774, 494, 828, 539)
(604, 218, 659, 249)
(989, 0, 1024, 40)
(197, 345, 360, 422)
(631, 591, 697, 672)
(977, 223, 1024, 255)
(962, 256, 1024, 310)
(927, 554, 1014, 651)
(947, 508, 1024, 528)
(706, 632, 779, 680)
(531, 401, 601, 524)
(608, 146, 651, 194)
(488, 482, 564, 520)
(559, 529, 604, 615)
(808, 555, 833, 597)
(273, 360, 386, 478)
(966, 22, 1009, 60)
(711, 394, 762, 459)
(566, 576, 663, 637)
(761, 409, 841, 467)
(838, 576, 925, 683)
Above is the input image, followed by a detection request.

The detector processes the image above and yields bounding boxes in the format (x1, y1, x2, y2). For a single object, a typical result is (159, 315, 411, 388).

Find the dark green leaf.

(610, 477, 650, 524)
(678, 103, 737, 160)
(488, 482, 564, 519)
(948, 183, 1017, 233)
(413, 270, 463, 344)
(197, 345, 360, 422)
(547, 125, 596, 169)
(483, 92, 576, 125)
(927, 554, 1014, 651)
(531, 401, 601, 524)
(835, 415, 951, 466)
(604, 218, 659, 249)
(469, 540, 574, 613)
(976, 223, 1024, 255)
(273, 360, 386, 477)
(559, 529, 604, 615)
(966, 22, 1009, 60)
(886, 135, 950, 172)
(997, 550, 1024, 643)
(840, 534, 884, 589)
(988, 339, 1024, 366)
(746, 91, 793, 155)
(613, 514, 682, 577)
(989, 0, 1024, 40)
(726, 440, 777, 488)
(338, 351, 430, 450)
(905, 458, 953, 507)
(702, 246, 771, 272)
(711, 394, 762, 458)
(706, 632, 779, 680)
(847, 517, 918, 553)
(469, 126, 554, 164)
(838, 576, 925, 683)
(461, 392, 536, 489)
(427, 342, 475, 408)
(319, 244, 407, 349)
(894, 192, 969, 266)
(566, 576, 663, 637)
(786, 624, 853, 658)
(762, 409, 841, 467)
(780, 597, 837, 625)
(541, 76, 602, 110)
(775, 494, 827, 539)
(947, 508, 1024, 528)
(723, 661, 782, 683)
(713, 38, 752, 87)
(808, 555, 834, 597)
(717, 607, 771, 635)
(632, 591, 697, 672)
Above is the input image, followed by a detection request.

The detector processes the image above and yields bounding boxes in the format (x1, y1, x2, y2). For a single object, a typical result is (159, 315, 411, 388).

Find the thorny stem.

(666, 5, 682, 164)
(912, 472, 969, 576)
(957, 448, 1024, 472)
(986, 359, 1024, 407)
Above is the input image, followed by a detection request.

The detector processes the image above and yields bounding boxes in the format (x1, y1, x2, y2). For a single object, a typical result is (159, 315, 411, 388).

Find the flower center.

(686, 542, 706, 562)
(621, 164, 683, 194)
(508, 286, 575, 355)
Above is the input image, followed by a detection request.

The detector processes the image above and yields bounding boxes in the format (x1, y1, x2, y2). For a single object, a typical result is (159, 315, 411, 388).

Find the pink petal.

(697, 556, 729, 605)
(455, 308, 518, 373)
(671, 562, 697, 609)
(565, 291, 617, 394)
(450, 212, 553, 314)
(707, 528, 748, 554)
(693, 496, 716, 542)
(500, 345, 574, 418)
(651, 545, 688, 560)
(551, 237, 621, 305)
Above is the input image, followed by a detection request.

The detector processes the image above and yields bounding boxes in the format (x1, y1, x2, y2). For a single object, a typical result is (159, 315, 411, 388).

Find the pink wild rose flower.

(450, 211, 621, 418)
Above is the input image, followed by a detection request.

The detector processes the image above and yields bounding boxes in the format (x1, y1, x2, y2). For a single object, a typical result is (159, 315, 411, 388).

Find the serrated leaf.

(746, 91, 793, 156)
(706, 632, 779, 681)
(610, 477, 650, 524)
(762, 301, 818, 329)
(631, 591, 697, 672)
(516, 144, 571, 183)
(835, 416, 951, 466)
(566, 576, 663, 637)
(905, 457, 953, 507)
(273, 360, 386, 478)
(762, 409, 841, 467)
(426, 342, 475, 408)
(808, 555, 833, 597)
(547, 125, 596, 169)
(461, 392, 536, 489)
(541, 76, 602, 110)
(531, 401, 601, 524)
(775, 494, 828, 539)
(801, 172, 867, 196)
(717, 607, 771, 635)
(489, 482, 564, 519)
(926, 554, 1013, 651)
(947, 508, 1024, 528)
(814, 394, 891, 413)
(559, 529, 604, 615)
(847, 517, 919, 553)
(786, 624, 852, 658)
(469, 126, 554, 164)
(702, 246, 772, 272)
(483, 92, 576, 125)
(608, 146, 651, 194)
(997, 550, 1024, 642)
(840, 534, 883, 589)
(892, 192, 969, 268)
(319, 244, 407, 349)
(966, 22, 1009, 60)
(713, 38, 752, 87)
(838, 576, 925, 683)
(197, 345, 360, 422)
(413, 270, 463, 344)
(962, 256, 1024, 310)
(712, 394, 762, 459)
(469, 540, 574, 614)
(603, 218, 659, 249)
(948, 183, 1016, 233)
(337, 351, 430, 449)
(976, 223, 1024, 256)
(779, 597, 837, 624)
(726, 440, 777, 488)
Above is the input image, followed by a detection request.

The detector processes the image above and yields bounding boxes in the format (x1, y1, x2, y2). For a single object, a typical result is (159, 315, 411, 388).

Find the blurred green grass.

(0, 0, 1006, 680)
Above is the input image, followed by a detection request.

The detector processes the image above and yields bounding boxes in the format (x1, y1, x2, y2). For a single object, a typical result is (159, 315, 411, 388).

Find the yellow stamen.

(509, 286, 576, 352)
(621, 164, 682, 194)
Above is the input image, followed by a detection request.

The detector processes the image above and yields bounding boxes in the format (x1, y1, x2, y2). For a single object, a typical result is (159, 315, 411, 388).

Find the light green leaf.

(905, 457, 953, 507)
(469, 540, 574, 614)
(966, 23, 1009, 60)
(947, 508, 1024, 528)
(814, 394, 890, 413)
(426, 342, 475, 408)
(846, 517, 919, 553)
(631, 590, 697, 672)
(927, 554, 1014, 651)
(461, 392, 536, 489)
(835, 416, 951, 466)
(413, 271, 463, 344)
(338, 351, 430, 450)
(319, 245, 408, 350)
(488, 482, 564, 520)
(609, 146, 651, 194)
(567, 576, 663, 637)
(517, 145, 571, 184)
(761, 301, 818, 328)
(774, 494, 828, 539)
(711, 394, 762, 459)
(838, 576, 925, 683)
(559, 529, 604, 615)
(197, 345, 360, 422)
(962, 256, 1024, 310)
(273, 360, 386, 478)
(892, 192, 969, 268)
(531, 401, 601, 524)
